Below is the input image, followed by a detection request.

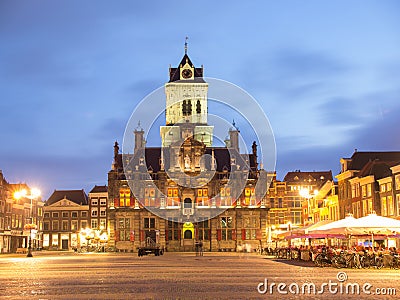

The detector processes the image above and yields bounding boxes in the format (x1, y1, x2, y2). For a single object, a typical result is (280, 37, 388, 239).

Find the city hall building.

(107, 51, 271, 252)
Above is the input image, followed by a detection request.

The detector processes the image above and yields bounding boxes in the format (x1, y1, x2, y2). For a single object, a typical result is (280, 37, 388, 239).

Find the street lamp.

(14, 188, 41, 257)
(299, 188, 318, 225)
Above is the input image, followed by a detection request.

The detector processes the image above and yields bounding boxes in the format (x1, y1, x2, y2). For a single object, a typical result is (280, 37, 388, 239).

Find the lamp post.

(14, 188, 41, 257)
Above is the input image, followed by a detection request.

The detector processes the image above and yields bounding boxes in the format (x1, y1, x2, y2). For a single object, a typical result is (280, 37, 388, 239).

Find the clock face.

(182, 69, 192, 79)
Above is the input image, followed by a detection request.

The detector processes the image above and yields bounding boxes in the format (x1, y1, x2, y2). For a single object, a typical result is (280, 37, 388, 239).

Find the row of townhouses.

(2, 52, 400, 253)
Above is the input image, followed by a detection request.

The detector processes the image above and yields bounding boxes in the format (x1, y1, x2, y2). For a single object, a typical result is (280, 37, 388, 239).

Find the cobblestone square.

(0, 252, 399, 299)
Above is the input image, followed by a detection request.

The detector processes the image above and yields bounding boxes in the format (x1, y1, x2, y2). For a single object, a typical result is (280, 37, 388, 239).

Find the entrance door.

(61, 239, 68, 250)
(145, 230, 157, 244)
(184, 230, 193, 239)
(182, 222, 194, 240)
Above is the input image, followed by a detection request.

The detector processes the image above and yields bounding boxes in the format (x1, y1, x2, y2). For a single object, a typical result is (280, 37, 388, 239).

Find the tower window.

(196, 100, 201, 114)
(182, 100, 192, 116)
(182, 100, 187, 115)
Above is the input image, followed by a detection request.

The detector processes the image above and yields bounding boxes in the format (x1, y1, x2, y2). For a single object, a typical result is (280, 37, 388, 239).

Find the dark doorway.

(184, 230, 193, 239)
(145, 230, 157, 242)
(62, 239, 68, 250)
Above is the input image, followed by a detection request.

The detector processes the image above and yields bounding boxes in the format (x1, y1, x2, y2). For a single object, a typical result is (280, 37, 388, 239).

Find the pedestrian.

(195, 240, 199, 256)
(199, 240, 203, 256)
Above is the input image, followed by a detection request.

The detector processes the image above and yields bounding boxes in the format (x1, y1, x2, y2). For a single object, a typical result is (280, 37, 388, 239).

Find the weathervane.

(184, 36, 188, 54)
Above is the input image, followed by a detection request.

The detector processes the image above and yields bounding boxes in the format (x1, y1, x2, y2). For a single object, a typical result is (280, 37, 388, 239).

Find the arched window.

(184, 198, 192, 209)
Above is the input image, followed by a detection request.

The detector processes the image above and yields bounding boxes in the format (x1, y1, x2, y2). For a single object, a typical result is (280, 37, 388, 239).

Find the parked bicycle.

(314, 247, 333, 267)
(361, 252, 384, 269)
(389, 252, 399, 270)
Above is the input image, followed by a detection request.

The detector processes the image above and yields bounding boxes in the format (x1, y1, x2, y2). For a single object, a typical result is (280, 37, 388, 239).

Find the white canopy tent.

(309, 212, 400, 248)
(308, 214, 357, 235)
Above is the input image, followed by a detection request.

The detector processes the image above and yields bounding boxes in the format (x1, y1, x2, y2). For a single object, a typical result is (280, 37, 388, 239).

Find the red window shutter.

(114, 198, 119, 208)
(165, 229, 168, 241)
(217, 229, 222, 241)
(178, 229, 181, 240)
(140, 230, 145, 242)
(195, 228, 198, 240)
(242, 229, 246, 240)
(115, 230, 120, 242)
(130, 230, 135, 242)
(232, 229, 236, 240)
(129, 197, 135, 207)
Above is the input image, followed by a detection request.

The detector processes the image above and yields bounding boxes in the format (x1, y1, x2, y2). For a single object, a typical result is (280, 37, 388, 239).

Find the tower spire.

(184, 36, 188, 54)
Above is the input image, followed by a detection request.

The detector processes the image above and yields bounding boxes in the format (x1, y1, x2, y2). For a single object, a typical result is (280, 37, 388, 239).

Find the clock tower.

(160, 49, 213, 147)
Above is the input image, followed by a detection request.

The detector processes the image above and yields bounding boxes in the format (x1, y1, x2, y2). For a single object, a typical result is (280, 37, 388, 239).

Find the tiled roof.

(46, 189, 88, 206)
(89, 185, 108, 193)
(284, 171, 333, 184)
(347, 151, 400, 170)
(357, 160, 396, 179)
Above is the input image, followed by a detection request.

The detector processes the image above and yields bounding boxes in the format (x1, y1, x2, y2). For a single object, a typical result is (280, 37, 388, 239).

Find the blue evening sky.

(1, 1, 399, 198)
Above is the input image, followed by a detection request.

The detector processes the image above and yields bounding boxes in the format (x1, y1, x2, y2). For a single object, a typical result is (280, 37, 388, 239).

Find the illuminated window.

(91, 219, 98, 229)
(361, 185, 366, 198)
(100, 207, 106, 217)
(219, 187, 232, 207)
(387, 196, 394, 216)
(119, 188, 131, 207)
(367, 184, 372, 197)
(362, 200, 368, 216)
(71, 220, 78, 231)
(381, 197, 387, 216)
(62, 220, 68, 231)
(395, 175, 400, 190)
(144, 188, 157, 207)
(197, 188, 209, 206)
(100, 219, 106, 228)
(167, 188, 179, 207)
(397, 195, 400, 215)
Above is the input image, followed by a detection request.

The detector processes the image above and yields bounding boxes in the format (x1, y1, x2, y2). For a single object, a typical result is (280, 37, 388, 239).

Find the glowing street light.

(14, 188, 41, 257)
